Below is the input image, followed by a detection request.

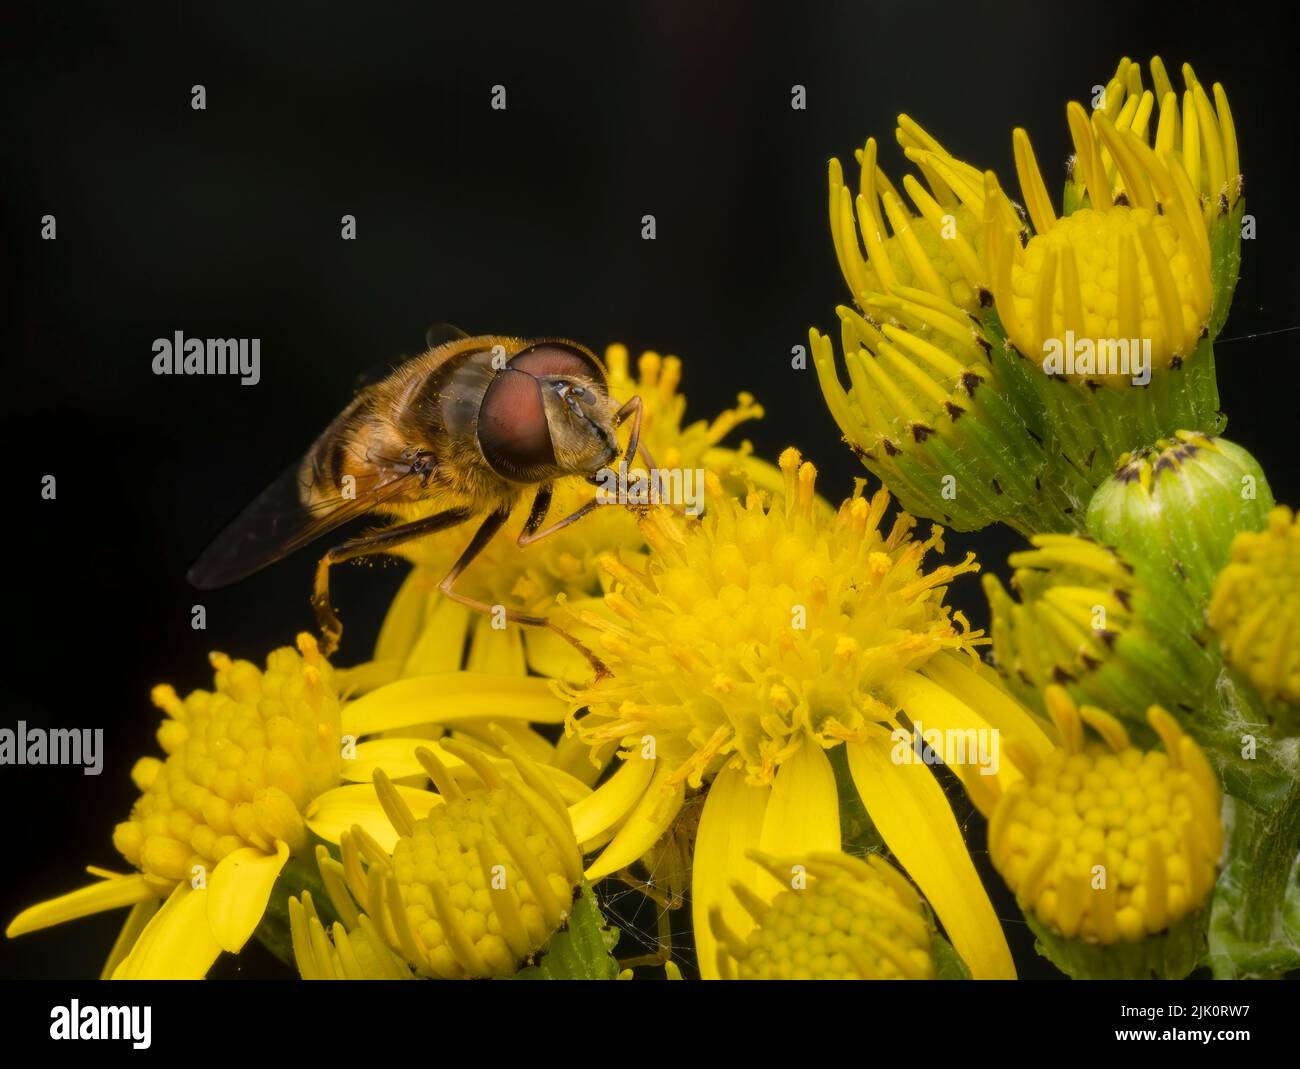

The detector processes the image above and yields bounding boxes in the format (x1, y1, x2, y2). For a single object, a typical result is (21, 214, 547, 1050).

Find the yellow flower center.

(391, 785, 574, 977)
(566, 448, 982, 787)
(113, 635, 340, 884)
(1208, 506, 1300, 704)
(1006, 206, 1208, 376)
(990, 690, 1221, 944)
(332, 739, 584, 979)
(714, 852, 935, 980)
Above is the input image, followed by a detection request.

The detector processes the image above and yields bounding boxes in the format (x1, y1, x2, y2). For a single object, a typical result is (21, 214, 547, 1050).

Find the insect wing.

(187, 402, 424, 591)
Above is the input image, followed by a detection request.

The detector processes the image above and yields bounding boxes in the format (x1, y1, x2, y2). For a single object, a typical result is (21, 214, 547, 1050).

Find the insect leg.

(312, 506, 474, 656)
(441, 505, 612, 680)
(610, 395, 686, 516)
(515, 498, 599, 547)
(611, 395, 649, 469)
(518, 482, 553, 542)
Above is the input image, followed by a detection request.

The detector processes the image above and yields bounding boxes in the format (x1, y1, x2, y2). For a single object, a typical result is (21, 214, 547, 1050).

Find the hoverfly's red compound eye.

(478, 367, 556, 480)
(507, 342, 607, 387)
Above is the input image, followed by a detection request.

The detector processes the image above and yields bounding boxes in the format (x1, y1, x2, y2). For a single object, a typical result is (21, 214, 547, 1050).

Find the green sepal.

(1025, 904, 1209, 979)
(253, 841, 342, 972)
(1086, 433, 1274, 606)
(1209, 197, 1245, 338)
(830, 743, 884, 857)
(511, 882, 620, 980)
(932, 934, 972, 979)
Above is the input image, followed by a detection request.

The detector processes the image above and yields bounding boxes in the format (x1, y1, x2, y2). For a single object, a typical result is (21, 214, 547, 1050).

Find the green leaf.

(511, 882, 621, 980)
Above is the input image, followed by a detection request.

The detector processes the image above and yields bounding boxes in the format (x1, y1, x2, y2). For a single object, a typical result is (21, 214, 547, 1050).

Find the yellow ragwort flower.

(8, 635, 343, 978)
(816, 119, 1092, 535)
(305, 735, 583, 978)
(291, 876, 415, 980)
(990, 687, 1221, 955)
(987, 58, 1237, 379)
(1208, 506, 1300, 707)
(560, 448, 1059, 979)
(710, 850, 936, 980)
(1066, 57, 1242, 220)
(984, 535, 1139, 694)
(827, 118, 990, 314)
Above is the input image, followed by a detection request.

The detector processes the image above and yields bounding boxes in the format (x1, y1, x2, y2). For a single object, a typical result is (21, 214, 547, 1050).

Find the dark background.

(2, 0, 1296, 979)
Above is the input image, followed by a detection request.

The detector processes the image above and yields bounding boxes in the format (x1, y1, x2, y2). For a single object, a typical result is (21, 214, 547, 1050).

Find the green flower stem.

(1234, 776, 1300, 945)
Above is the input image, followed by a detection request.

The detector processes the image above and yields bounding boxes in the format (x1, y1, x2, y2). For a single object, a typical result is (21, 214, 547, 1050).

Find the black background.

(2, 0, 1297, 979)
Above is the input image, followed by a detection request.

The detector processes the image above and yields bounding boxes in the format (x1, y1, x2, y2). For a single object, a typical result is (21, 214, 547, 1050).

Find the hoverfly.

(188, 331, 657, 675)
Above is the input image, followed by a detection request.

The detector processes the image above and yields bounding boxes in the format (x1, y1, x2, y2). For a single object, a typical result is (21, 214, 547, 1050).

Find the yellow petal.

(112, 883, 222, 980)
(847, 730, 1015, 979)
(101, 898, 161, 979)
(757, 740, 840, 892)
(568, 752, 656, 847)
(692, 767, 770, 980)
(402, 595, 471, 675)
(306, 783, 444, 850)
(342, 737, 592, 803)
(342, 673, 567, 737)
(584, 759, 684, 881)
(207, 841, 290, 953)
(374, 568, 432, 664)
(887, 668, 1025, 811)
(552, 728, 613, 787)
(7, 873, 159, 937)
(523, 623, 597, 685)
(343, 737, 452, 781)
(466, 614, 527, 675)
(918, 651, 1056, 758)
(333, 659, 402, 698)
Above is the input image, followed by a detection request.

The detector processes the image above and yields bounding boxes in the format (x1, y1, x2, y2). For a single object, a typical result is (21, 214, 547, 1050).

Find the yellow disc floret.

(1005, 205, 1209, 375)
(711, 851, 935, 980)
(113, 634, 341, 885)
(983, 534, 1137, 691)
(990, 687, 1222, 944)
(986, 77, 1219, 381)
(1208, 506, 1300, 705)
(565, 448, 983, 789)
(290, 880, 414, 980)
(331, 736, 584, 978)
(828, 121, 990, 313)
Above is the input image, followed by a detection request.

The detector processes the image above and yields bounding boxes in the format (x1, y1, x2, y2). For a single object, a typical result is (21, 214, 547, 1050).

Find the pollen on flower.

(564, 449, 984, 788)
(1208, 506, 1300, 705)
(711, 851, 935, 980)
(989, 688, 1221, 944)
(112, 635, 341, 885)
